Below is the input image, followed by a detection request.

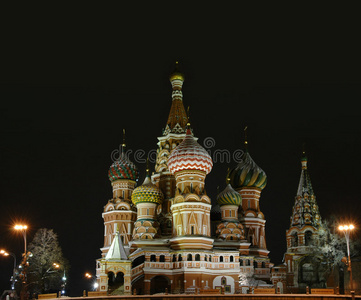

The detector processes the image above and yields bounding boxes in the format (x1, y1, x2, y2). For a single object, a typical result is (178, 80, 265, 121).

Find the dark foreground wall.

(65, 294, 360, 300)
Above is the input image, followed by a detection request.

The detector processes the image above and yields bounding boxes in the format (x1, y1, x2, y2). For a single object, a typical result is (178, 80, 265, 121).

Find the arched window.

(240, 259, 243, 266)
(191, 226, 194, 235)
(178, 254, 182, 261)
(195, 254, 200, 261)
(305, 231, 313, 246)
(247, 259, 250, 266)
(150, 255, 156, 262)
(220, 256, 224, 262)
(172, 254, 177, 262)
(159, 255, 165, 262)
(209, 255, 212, 262)
(187, 254, 192, 261)
(262, 262, 266, 268)
(254, 261, 258, 268)
(205, 255, 208, 261)
(230, 256, 234, 262)
(292, 232, 298, 247)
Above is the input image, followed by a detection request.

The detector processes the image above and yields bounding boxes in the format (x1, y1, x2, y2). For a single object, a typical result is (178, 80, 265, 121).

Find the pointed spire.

(165, 61, 188, 134)
(105, 230, 128, 260)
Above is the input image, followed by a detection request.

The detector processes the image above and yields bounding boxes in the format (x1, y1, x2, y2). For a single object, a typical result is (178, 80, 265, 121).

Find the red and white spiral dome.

(168, 128, 213, 174)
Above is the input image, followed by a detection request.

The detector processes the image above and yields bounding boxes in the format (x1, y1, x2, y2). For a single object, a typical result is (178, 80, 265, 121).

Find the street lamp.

(338, 224, 355, 297)
(14, 224, 28, 300)
(85, 273, 98, 291)
(1, 250, 17, 289)
(14, 225, 28, 254)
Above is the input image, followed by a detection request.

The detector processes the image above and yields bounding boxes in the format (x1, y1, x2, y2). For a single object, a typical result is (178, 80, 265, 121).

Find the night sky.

(1, 7, 361, 296)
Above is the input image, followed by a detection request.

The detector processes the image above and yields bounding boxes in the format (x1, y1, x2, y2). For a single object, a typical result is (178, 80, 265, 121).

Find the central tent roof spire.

(164, 61, 188, 135)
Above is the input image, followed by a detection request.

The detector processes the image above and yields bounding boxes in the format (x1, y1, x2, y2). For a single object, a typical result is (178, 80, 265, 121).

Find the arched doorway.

(108, 271, 125, 294)
(150, 275, 171, 294)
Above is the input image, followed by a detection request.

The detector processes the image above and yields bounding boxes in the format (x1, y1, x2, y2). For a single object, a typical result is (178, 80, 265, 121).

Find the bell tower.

(152, 62, 188, 236)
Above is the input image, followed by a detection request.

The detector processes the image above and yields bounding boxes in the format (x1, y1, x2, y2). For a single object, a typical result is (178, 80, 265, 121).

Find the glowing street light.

(0, 249, 17, 289)
(14, 225, 28, 254)
(338, 224, 355, 298)
(85, 273, 98, 291)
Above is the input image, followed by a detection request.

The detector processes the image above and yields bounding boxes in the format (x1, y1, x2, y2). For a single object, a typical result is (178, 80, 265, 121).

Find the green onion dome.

(217, 184, 242, 206)
(228, 151, 267, 190)
(131, 175, 164, 205)
(108, 152, 139, 182)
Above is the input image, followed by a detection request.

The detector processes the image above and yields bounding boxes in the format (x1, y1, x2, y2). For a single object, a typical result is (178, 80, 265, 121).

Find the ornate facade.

(95, 63, 272, 295)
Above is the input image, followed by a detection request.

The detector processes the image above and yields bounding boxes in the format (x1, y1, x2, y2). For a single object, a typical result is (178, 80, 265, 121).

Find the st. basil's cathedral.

(94, 63, 324, 295)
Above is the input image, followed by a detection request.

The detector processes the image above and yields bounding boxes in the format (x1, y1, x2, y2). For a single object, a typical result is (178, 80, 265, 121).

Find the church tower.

(228, 129, 271, 279)
(283, 151, 322, 290)
(101, 132, 139, 256)
(152, 62, 188, 236)
(167, 121, 214, 250)
(131, 161, 164, 245)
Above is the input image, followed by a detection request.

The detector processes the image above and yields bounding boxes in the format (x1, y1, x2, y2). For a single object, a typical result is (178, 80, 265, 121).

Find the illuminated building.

(95, 63, 272, 295)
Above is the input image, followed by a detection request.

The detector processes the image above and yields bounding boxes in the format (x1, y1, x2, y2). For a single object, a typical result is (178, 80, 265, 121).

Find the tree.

(309, 219, 360, 290)
(26, 228, 69, 295)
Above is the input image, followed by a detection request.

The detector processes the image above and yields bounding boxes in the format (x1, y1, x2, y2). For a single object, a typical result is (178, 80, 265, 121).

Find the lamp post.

(14, 224, 28, 300)
(338, 224, 355, 298)
(0, 250, 17, 289)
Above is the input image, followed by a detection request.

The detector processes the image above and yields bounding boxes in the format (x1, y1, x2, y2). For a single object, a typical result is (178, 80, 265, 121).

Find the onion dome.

(131, 172, 164, 206)
(168, 128, 213, 174)
(228, 150, 267, 190)
(108, 152, 139, 182)
(217, 183, 242, 206)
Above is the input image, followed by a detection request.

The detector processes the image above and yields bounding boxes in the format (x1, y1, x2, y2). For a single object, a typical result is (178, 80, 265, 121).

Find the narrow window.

(191, 226, 194, 235)
(220, 256, 224, 262)
(195, 254, 200, 261)
(230, 256, 234, 262)
(187, 254, 192, 261)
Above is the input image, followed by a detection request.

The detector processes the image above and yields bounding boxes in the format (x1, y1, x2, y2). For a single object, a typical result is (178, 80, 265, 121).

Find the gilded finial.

(122, 129, 126, 148)
(145, 158, 151, 177)
(244, 126, 248, 150)
(226, 167, 231, 184)
(170, 61, 184, 82)
(186, 106, 191, 127)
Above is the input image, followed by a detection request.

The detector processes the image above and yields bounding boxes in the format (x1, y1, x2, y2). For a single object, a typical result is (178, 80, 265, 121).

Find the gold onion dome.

(131, 174, 164, 205)
(169, 61, 184, 82)
(108, 152, 139, 182)
(228, 150, 267, 190)
(217, 183, 242, 206)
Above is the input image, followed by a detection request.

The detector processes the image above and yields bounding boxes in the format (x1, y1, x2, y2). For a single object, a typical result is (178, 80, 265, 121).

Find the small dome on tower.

(131, 174, 164, 206)
(169, 61, 184, 82)
(217, 184, 242, 206)
(108, 152, 139, 182)
(168, 128, 213, 174)
(228, 151, 267, 190)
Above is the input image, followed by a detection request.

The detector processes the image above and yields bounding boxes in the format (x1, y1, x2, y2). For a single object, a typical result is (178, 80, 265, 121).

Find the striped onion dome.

(228, 151, 267, 190)
(217, 184, 242, 206)
(131, 175, 164, 205)
(168, 128, 213, 174)
(108, 152, 139, 182)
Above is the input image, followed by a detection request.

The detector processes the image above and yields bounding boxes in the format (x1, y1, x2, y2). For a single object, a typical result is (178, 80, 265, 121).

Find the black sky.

(1, 6, 361, 296)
